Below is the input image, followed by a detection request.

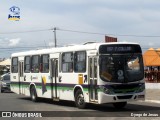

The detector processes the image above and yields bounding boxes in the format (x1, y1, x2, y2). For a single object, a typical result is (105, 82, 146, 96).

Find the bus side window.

(74, 51, 86, 73)
(62, 52, 73, 72)
(24, 56, 31, 73)
(41, 54, 49, 73)
(31, 55, 40, 73)
(11, 57, 18, 73)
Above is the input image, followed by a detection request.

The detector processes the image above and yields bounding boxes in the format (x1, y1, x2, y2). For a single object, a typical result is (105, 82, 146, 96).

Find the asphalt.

(145, 89, 160, 103)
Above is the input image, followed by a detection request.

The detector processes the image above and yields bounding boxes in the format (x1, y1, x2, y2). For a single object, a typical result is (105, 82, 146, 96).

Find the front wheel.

(113, 102, 127, 109)
(75, 89, 86, 109)
(30, 87, 38, 102)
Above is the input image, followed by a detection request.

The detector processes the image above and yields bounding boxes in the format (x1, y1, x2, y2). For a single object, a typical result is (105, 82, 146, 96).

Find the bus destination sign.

(99, 44, 142, 54)
(107, 46, 132, 52)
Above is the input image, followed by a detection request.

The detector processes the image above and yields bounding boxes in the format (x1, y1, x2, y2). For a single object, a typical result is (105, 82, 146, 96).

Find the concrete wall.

(145, 83, 160, 89)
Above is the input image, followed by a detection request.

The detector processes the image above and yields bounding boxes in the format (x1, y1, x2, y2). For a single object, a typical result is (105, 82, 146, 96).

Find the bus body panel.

(98, 91, 145, 104)
(10, 42, 145, 106)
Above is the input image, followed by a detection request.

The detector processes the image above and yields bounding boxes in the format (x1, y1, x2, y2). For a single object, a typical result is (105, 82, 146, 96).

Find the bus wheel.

(75, 89, 86, 109)
(113, 102, 127, 109)
(30, 87, 38, 102)
(1, 89, 4, 93)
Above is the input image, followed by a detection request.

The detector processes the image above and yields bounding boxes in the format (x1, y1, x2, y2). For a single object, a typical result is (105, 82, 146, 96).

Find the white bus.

(10, 42, 145, 109)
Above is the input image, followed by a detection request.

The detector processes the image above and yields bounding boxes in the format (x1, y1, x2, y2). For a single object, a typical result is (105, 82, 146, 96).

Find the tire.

(1, 89, 4, 93)
(0, 86, 3, 93)
(75, 89, 86, 109)
(113, 102, 127, 109)
(30, 87, 38, 102)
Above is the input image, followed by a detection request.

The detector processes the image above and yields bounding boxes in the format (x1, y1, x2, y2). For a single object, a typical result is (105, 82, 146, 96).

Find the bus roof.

(11, 42, 140, 57)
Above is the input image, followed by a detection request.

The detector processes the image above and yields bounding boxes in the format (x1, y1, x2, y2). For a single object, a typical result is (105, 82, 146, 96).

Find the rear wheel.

(113, 102, 127, 109)
(0, 86, 3, 93)
(1, 89, 4, 93)
(30, 86, 38, 102)
(75, 89, 86, 109)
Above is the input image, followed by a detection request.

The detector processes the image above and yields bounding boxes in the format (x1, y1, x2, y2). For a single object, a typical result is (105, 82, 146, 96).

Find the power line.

(0, 28, 52, 34)
(57, 28, 160, 38)
(0, 27, 160, 38)
(57, 28, 105, 36)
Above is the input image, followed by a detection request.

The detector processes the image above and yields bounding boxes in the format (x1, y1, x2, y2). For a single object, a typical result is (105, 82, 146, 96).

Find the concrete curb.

(145, 83, 160, 89)
(145, 100, 160, 104)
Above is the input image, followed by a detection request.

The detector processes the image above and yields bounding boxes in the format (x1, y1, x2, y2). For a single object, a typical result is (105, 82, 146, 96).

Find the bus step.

(90, 100, 98, 104)
(53, 98, 59, 101)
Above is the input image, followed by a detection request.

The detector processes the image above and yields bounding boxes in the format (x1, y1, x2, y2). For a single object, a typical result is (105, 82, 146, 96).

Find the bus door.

(88, 57, 98, 101)
(18, 61, 24, 94)
(50, 58, 59, 100)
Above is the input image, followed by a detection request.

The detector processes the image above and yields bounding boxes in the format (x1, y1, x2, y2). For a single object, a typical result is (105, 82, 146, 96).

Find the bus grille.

(117, 95, 133, 99)
(114, 90, 135, 93)
(110, 83, 142, 94)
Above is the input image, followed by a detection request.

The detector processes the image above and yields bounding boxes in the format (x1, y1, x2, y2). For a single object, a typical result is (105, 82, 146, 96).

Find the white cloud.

(9, 38, 21, 46)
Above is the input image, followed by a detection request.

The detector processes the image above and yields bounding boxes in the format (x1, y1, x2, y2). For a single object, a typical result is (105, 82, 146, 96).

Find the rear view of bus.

(97, 43, 145, 108)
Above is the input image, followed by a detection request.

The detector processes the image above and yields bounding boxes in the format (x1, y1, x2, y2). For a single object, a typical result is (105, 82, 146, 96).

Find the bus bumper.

(98, 91, 145, 104)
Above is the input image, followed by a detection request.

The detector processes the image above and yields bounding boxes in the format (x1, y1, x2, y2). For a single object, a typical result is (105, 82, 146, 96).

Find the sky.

(0, 0, 160, 58)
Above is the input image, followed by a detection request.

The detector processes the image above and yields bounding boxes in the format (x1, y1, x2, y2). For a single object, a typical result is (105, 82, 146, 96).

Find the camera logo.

(8, 6, 20, 21)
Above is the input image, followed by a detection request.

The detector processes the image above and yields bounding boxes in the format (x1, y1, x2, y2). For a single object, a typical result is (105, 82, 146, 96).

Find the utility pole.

(53, 27, 57, 47)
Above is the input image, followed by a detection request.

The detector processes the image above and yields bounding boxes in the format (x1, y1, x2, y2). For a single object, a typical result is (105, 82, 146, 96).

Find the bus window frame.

(74, 51, 86, 73)
(61, 52, 73, 73)
(24, 56, 31, 73)
(41, 54, 49, 73)
(11, 57, 18, 73)
(31, 55, 40, 73)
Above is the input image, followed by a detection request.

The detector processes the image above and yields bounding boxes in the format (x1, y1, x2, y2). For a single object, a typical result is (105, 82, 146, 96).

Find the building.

(143, 48, 160, 83)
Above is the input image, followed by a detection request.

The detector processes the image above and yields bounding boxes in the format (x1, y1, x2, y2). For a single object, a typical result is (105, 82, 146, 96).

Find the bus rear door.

(50, 57, 60, 101)
(18, 61, 25, 94)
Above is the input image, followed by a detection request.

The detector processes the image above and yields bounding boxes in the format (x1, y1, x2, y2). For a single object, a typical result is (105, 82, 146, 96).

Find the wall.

(145, 83, 160, 89)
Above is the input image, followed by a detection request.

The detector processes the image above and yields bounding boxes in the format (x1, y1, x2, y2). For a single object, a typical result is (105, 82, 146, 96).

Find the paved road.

(0, 92, 160, 120)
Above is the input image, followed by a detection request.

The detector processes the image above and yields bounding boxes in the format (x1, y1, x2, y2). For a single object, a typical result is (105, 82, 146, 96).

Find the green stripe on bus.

(11, 84, 89, 92)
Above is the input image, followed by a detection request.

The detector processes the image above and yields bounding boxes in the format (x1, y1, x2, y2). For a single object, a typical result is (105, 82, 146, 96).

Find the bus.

(10, 42, 145, 109)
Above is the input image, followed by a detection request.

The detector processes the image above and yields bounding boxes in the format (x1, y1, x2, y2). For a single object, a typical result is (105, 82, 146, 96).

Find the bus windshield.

(99, 54, 144, 83)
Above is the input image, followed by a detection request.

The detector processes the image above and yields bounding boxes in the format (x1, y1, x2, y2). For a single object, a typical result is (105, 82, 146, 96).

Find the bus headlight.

(99, 86, 114, 94)
(136, 84, 145, 93)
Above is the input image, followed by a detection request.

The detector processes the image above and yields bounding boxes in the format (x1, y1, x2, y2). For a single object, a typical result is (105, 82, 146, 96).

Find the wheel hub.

(78, 94, 84, 105)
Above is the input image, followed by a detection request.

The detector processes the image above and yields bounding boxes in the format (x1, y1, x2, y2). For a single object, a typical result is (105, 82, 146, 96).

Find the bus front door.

(88, 57, 98, 102)
(50, 59, 59, 101)
(18, 61, 24, 94)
